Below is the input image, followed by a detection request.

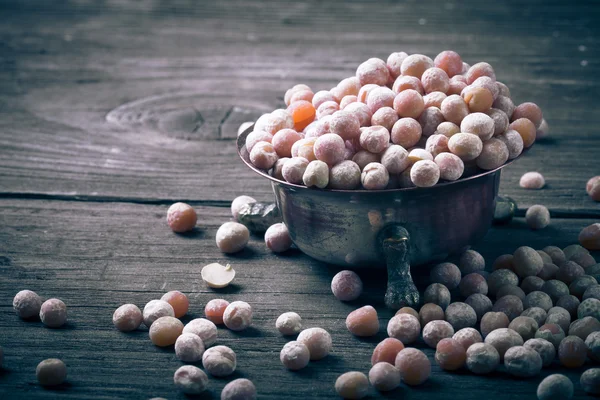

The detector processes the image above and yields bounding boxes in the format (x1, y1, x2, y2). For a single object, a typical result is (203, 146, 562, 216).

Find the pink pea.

(387, 51, 409, 80)
(421, 67, 450, 94)
(352, 150, 380, 171)
(290, 89, 314, 105)
(329, 160, 361, 189)
(330, 111, 361, 140)
(356, 58, 390, 86)
(519, 172, 545, 189)
(361, 162, 389, 190)
(314, 133, 346, 165)
(381, 145, 410, 174)
(497, 129, 524, 160)
(272, 128, 303, 158)
(333, 76, 361, 100)
(343, 102, 373, 127)
(367, 87, 396, 114)
(435, 153, 464, 181)
(312, 90, 338, 109)
(316, 101, 339, 119)
(360, 126, 390, 154)
(476, 138, 509, 170)
(371, 107, 399, 131)
(465, 62, 496, 84)
(401, 54, 434, 79)
(282, 157, 309, 184)
(391, 118, 422, 148)
(419, 107, 445, 137)
(460, 113, 495, 141)
(441, 95, 469, 125)
(265, 223, 292, 253)
(536, 119, 549, 139)
(425, 134, 449, 157)
(496, 81, 510, 97)
(393, 90, 425, 119)
(245, 130, 273, 153)
(410, 160, 440, 187)
(250, 141, 279, 169)
(461, 62, 470, 74)
(291, 137, 317, 161)
(485, 108, 509, 136)
(339, 95, 358, 109)
(512, 102, 543, 128)
(471, 76, 500, 100)
(448, 133, 483, 161)
(423, 91, 447, 109)
(392, 75, 424, 95)
(434, 50, 463, 78)
(493, 96, 516, 118)
(357, 84, 379, 103)
(304, 118, 330, 138)
(447, 76, 468, 96)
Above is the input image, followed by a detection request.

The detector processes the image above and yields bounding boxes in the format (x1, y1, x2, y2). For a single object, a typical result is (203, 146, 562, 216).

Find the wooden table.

(1, 0, 599, 398)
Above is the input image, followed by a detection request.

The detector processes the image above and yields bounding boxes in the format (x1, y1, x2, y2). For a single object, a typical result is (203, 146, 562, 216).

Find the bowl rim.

(237, 125, 524, 193)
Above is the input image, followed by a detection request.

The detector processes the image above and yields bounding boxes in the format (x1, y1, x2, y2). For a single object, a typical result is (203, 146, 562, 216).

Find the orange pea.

(287, 100, 316, 131)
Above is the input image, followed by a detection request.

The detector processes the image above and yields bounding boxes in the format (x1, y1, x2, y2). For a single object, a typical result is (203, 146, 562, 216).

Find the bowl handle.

(379, 225, 420, 309)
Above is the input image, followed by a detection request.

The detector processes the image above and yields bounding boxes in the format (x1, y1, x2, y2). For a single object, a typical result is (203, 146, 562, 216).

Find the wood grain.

(0, 199, 598, 399)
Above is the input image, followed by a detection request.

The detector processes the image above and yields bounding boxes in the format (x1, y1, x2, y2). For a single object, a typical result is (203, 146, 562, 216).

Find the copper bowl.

(237, 128, 519, 308)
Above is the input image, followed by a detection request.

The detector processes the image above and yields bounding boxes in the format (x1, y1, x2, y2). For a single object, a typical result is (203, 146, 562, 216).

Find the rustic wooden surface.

(0, 0, 599, 399)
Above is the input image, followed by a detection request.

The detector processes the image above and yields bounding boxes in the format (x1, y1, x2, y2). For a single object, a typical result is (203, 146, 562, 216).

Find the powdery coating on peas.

(275, 312, 303, 336)
(584, 285, 600, 301)
(459, 250, 485, 274)
(546, 307, 571, 333)
(513, 246, 544, 278)
(512, 102, 543, 128)
(465, 293, 493, 320)
(410, 160, 440, 187)
(367, 87, 396, 114)
(202, 346, 236, 377)
(372, 338, 405, 365)
(524, 292, 552, 313)
(359, 126, 390, 154)
(557, 295, 579, 320)
(485, 108, 509, 135)
(419, 107, 446, 137)
(361, 162, 389, 190)
(392, 75, 424, 94)
(205, 299, 229, 325)
(430, 262, 462, 290)
(571, 276, 599, 299)
(537, 374, 574, 400)
(536, 323, 565, 348)
(423, 320, 454, 348)
(329, 160, 361, 190)
(538, 263, 560, 281)
(465, 62, 496, 84)
(503, 346, 542, 377)
(371, 107, 399, 131)
(245, 130, 274, 153)
(175, 333, 205, 363)
(113, 304, 143, 332)
(460, 112, 495, 141)
(312, 91, 337, 109)
(462, 86, 493, 113)
(526, 205, 551, 230)
(578, 298, 600, 320)
(445, 302, 477, 330)
(297, 327, 332, 360)
(312, 134, 344, 166)
(334, 76, 361, 100)
(423, 91, 447, 108)
(343, 102, 372, 127)
(36, 358, 67, 386)
(285, 85, 311, 106)
(484, 328, 524, 360)
(558, 335, 587, 368)
(421, 67, 450, 94)
(346, 305, 379, 337)
(265, 223, 292, 253)
(331, 270, 363, 301)
(542, 280, 572, 303)
(476, 138, 509, 170)
(369, 362, 401, 392)
(231, 195, 256, 221)
(394, 348, 431, 386)
(459, 273, 489, 297)
(391, 117, 422, 148)
(497, 129, 524, 160)
(356, 58, 390, 86)
(419, 303, 445, 326)
(448, 133, 483, 161)
(330, 110, 361, 140)
(586, 331, 600, 362)
(149, 316, 184, 347)
(13, 289, 42, 319)
(434, 153, 464, 181)
(522, 276, 545, 294)
(448, 76, 468, 96)
(396, 307, 419, 319)
(221, 379, 257, 400)
(380, 145, 409, 175)
(166, 203, 197, 233)
(393, 89, 425, 119)
(523, 338, 555, 367)
(435, 338, 466, 371)
(183, 318, 218, 346)
(487, 269, 519, 297)
(272, 129, 303, 158)
(387, 313, 421, 345)
(587, 176, 600, 202)
(40, 298, 67, 328)
(481, 312, 510, 338)
(423, 284, 451, 310)
(302, 160, 330, 189)
(557, 261, 585, 285)
(215, 222, 249, 254)
(579, 223, 600, 250)
(249, 141, 279, 170)
(173, 365, 208, 394)
(143, 299, 174, 327)
(440, 95, 469, 125)
(508, 316, 539, 341)
(510, 118, 537, 148)
(497, 285, 525, 301)
(316, 101, 339, 119)
(453, 328, 483, 349)
(425, 134, 449, 157)
(471, 76, 500, 101)
(434, 50, 463, 77)
(161, 290, 188, 318)
(568, 316, 600, 340)
(401, 54, 434, 79)
(387, 51, 409, 79)
(280, 341, 310, 370)
(222, 301, 252, 331)
(335, 371, 369, 400)
(465, 343, 500, 374)
(493, 95, 516, 117)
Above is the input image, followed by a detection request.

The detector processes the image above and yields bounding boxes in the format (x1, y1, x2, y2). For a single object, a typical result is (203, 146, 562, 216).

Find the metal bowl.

(237, 128, 519, 308)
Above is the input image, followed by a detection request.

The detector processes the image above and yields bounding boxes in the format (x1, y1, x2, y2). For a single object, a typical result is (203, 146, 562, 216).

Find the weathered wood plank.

(0, 199, 598, 399)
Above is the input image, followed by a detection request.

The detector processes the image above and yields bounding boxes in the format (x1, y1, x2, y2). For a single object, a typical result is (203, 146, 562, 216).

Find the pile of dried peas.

(245, 50, 548, 190)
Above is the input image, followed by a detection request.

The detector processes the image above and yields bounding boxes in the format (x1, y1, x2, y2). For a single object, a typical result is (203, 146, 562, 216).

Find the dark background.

(0, 0, 599, 399)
